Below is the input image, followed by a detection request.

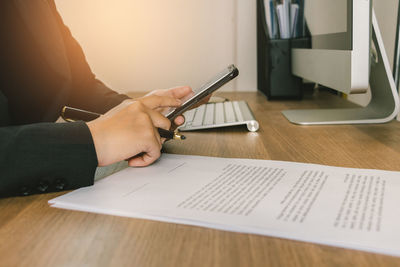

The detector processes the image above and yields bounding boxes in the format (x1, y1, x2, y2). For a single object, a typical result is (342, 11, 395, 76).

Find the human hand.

(87, 95, 181, 167)
(143, 86, 211, 127)
(143, 86, 193, 126)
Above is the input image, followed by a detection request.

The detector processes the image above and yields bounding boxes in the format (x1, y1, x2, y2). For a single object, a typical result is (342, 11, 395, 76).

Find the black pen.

(61, 106, 186, 141)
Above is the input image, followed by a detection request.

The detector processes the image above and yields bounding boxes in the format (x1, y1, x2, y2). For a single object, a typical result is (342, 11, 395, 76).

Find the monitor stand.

(282, 11, 400, 125)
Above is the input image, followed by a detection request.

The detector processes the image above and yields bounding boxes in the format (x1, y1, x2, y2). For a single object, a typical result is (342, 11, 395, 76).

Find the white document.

(49, 154, 400, 257)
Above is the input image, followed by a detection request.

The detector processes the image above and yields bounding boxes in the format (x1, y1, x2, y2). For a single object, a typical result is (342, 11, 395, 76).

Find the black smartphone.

(165, 64, 239, 121)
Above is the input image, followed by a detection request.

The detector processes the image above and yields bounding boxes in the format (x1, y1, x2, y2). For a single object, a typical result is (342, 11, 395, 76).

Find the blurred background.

(56, 0, 397, 97)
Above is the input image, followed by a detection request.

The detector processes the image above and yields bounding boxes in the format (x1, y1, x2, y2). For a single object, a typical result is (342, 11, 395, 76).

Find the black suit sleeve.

(0, 121, 98, 198)
(50, 1, 130, 114)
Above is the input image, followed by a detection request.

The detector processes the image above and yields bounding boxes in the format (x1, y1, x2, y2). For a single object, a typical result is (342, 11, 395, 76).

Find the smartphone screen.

(166, 64, 239, 121)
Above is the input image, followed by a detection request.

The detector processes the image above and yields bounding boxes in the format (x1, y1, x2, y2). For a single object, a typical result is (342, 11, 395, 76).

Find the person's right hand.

(87, 95, 181, 167)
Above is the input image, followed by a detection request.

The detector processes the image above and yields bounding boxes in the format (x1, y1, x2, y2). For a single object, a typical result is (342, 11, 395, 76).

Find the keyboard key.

(192, 104, 206, 126)
(232, 101, 244, 122)
(183, 109, 196, 123)
(224, 101, 236, 123)
(215, 102, 225, 124)
(203, 103, 215, 125)
(238, 101, 254, 121)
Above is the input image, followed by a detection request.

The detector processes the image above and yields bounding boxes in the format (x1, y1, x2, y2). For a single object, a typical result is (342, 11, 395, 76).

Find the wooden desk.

(1, 91, 400, 267)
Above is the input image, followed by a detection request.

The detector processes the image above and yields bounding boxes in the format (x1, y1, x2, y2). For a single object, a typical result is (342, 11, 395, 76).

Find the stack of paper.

(50, 154, 400, 257)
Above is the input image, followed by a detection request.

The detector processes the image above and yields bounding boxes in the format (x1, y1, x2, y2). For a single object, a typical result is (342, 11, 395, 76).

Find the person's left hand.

(142, 86, 192, 126)
(142, 86, 211, 128)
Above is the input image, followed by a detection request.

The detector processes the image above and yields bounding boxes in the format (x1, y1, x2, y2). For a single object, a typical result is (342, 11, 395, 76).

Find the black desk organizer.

(256, 0, 311, 99)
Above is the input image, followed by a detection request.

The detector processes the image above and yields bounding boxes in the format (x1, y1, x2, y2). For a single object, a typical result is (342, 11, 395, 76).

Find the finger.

(173, 115, 185, 126)
(199, 94, 212, 105)
(167, 86, 193, 99)
(138, 112, 163, 147)
(127, 130, 161, 167)
(128, 145, 161, 167)
(144, 86, 193, 99)
(182, 94, 212, 114)
(153, 125, 162, 148)
(139, 95, 181, 110)
(146, 108, 172, 130)
(143, 89, 162, 97)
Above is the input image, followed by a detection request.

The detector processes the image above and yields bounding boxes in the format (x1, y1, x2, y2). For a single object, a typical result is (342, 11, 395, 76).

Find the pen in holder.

(257, 0, 311, 100)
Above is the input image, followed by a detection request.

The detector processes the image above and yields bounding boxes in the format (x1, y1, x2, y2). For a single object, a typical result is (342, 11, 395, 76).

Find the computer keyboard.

(178, 100, 259, 132)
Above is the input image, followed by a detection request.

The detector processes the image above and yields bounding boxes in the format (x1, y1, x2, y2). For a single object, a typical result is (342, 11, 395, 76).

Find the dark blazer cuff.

(50, 121, 99, 188)
(0, 121, 98, 198)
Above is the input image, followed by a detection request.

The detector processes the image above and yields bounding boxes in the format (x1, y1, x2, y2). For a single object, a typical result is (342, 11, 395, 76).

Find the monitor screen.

(305, 0, 352, 50)
(291, 0, 371, 95)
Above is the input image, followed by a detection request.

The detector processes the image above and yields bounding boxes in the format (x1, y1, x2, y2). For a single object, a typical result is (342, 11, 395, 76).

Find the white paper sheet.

(49, 154, 400, 256)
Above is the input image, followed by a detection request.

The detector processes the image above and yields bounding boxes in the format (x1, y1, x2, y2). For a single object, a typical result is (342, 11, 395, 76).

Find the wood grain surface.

(1, 91, 400, 267)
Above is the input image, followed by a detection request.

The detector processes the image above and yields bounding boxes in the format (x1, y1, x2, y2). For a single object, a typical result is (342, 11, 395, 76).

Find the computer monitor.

(282, 0, 400, 125)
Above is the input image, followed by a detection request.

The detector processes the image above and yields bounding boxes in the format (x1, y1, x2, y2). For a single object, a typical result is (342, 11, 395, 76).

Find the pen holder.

(256, 0, 311, 99)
